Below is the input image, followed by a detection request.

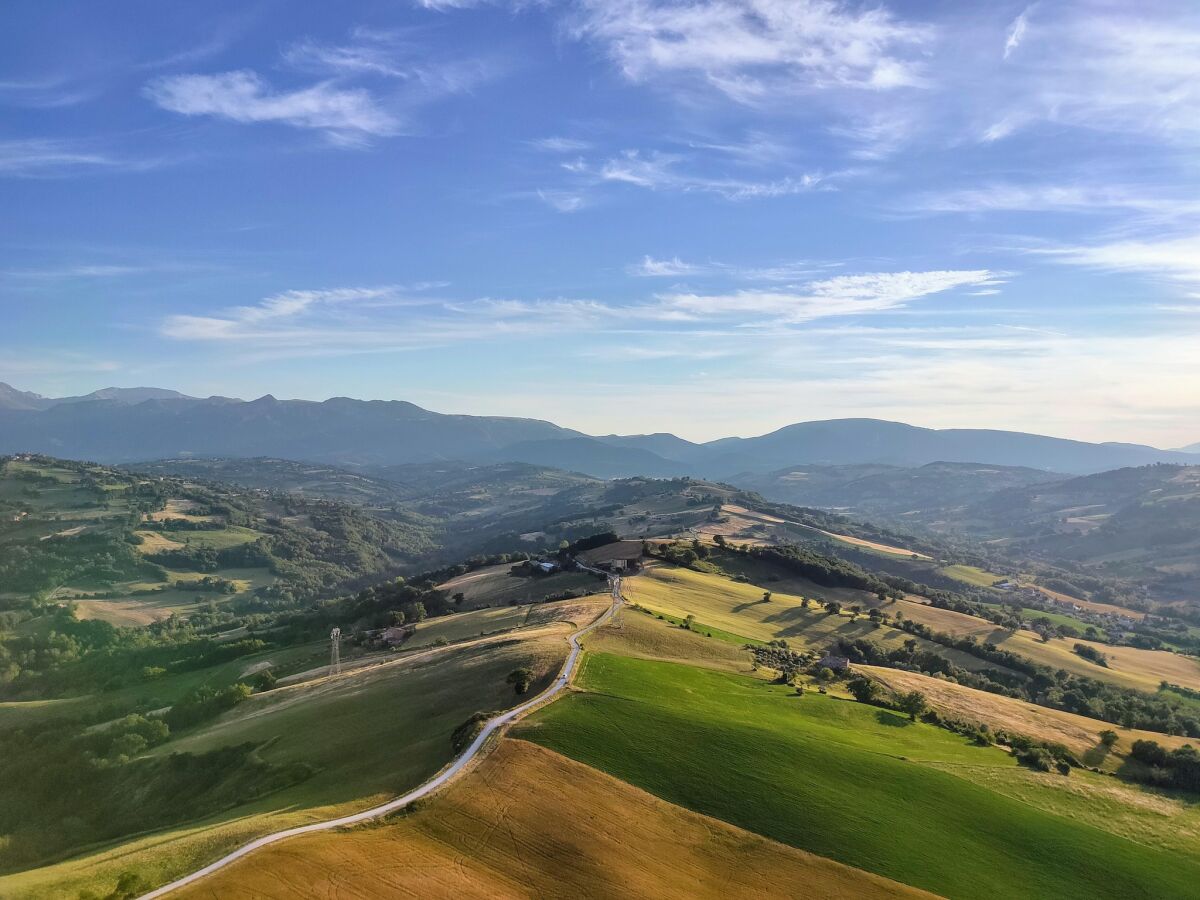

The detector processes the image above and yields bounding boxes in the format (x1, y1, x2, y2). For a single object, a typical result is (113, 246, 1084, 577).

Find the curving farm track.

(139, 573, 622, 899)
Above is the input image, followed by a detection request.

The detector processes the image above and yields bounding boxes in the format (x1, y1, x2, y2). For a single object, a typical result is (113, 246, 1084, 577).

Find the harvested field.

(175, 739, 933, 900)
(861, 665, 1194, 769)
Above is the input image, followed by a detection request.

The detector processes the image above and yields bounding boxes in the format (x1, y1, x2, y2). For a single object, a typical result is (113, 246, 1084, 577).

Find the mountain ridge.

(0, 382, 1191, 477)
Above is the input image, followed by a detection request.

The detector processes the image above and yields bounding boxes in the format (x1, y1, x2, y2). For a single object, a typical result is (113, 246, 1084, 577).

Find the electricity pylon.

(329, 626, 342, 676)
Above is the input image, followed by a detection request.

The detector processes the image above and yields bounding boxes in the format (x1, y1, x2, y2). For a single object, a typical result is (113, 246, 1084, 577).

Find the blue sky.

(3, 0, 1200, 446)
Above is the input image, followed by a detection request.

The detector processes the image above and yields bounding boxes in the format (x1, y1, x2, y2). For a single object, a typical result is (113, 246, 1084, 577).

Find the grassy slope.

(436, 562, 601, 609)
(520, 652, 1200, 900)
(626, 564, 1005, 675)
(175, 739, 935, 900)
(0, 630, 569, 900)
(585, 605, 759, 675)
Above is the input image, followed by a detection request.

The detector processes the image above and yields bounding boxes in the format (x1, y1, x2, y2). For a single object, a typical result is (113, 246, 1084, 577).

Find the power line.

(329, 626, 341, 676)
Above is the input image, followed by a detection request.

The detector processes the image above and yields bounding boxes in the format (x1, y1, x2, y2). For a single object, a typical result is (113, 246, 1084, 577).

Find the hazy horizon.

(4, 376, 1198, 450)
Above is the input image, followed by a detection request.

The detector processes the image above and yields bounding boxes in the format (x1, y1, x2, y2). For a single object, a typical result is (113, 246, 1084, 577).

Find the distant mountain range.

(0, 382, 193, 410)
(0, 381, 1195, 478)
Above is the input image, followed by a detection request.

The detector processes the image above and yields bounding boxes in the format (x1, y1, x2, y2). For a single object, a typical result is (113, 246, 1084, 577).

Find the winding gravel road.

(138, 573, 622, 899)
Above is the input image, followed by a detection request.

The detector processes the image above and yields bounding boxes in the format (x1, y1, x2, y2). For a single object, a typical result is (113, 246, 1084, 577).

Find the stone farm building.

(578, 539, 644, 572)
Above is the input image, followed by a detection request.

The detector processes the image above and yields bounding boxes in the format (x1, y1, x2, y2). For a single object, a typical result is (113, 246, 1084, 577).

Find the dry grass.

(624, 565, 1001, 675)
(146, 499, 216, 522)
(437, 562, 600, 609)
(861, 665, 1195, 769)
(878, 598, 1200, 693)
(176, 739, 936, 900)
(133, 530, 186, 552)
(585, 606, 758, 676)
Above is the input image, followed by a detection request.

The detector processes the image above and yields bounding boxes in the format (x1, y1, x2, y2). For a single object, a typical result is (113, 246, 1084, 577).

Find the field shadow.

(875, 709, 911, 728)
(1081, 742, 1112, 768)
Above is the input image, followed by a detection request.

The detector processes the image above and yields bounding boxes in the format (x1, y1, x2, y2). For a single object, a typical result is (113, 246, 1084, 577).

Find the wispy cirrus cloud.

(146, 28, 500, 146)
(1003, 8, 1031, 59)
(0, 139, 160, 178)
(910, 183, 1200, 220)
(593, 149, 824, 200)
(628, 256, 703, 277)
(160, 267, 1001, 355)
(145, 71, 401, 145)
(659, 270, 1001, 323)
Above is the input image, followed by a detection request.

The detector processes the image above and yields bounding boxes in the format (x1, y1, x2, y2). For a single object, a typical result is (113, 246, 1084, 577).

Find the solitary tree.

(506, 667, 534, 694)
(824, 601, 842, 616)
(898, 690, 927, 721)
(848, 677, 879, 704)
(452, 592, 466, 606)
(1100, 729, 1119, 748)
(762, 591, 773, 603)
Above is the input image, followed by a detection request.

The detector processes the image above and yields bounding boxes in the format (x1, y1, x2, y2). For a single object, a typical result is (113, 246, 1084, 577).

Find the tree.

(1099, 729, 1119, 748)
(506, 667, 534, 694)
(683, 613, 696, 631)
(800, 596, 811, 609)
(898, 690, 927, 721)
(452, 592, 465, 606)
(762, 591, 773, 603)
(824, 601, 841, 616)
(848, 677, 878, 704)
(713, 534, 727, 547)
(254, 668, 277, 692)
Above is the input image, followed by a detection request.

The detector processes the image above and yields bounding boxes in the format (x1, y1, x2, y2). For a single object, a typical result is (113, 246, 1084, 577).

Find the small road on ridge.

(139, 570, 623, 899)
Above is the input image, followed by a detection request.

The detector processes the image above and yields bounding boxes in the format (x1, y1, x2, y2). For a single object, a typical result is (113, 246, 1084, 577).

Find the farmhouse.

(577, 539, 644, 572)
(380, 626, 413, 648)
(817, 654, 851, 673)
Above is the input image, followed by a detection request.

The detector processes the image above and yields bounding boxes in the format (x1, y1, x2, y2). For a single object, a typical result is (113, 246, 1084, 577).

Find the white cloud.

(628, 255, 702, 276)
(911, 183, 1200, 219)
(0, 139, 154, 177)
(163, 287, 408, 340)
(1003, 8, 1030, 59)
(1037, 233, 1200, 284)
(981, 7, 1200, 145)
(530, 136, 593, 153)
(145, 71, 400, 144)
(590, 149, 824, 199)
(659, 270, 999, 322)
(536, 189, 589, 212)
(567, 0, 931, 100)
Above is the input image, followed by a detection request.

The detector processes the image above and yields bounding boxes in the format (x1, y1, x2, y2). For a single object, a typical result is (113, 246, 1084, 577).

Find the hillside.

(732, 461, 1062, 520)
(956, 465, 1200, 601)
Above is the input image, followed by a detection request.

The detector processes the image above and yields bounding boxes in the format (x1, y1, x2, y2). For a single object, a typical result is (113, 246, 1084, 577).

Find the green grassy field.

(520, 652, 1200, 900)
(152, 524, 264, 550)
(977, 600, 1108, 639)
(939, 564, 1010, 588)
